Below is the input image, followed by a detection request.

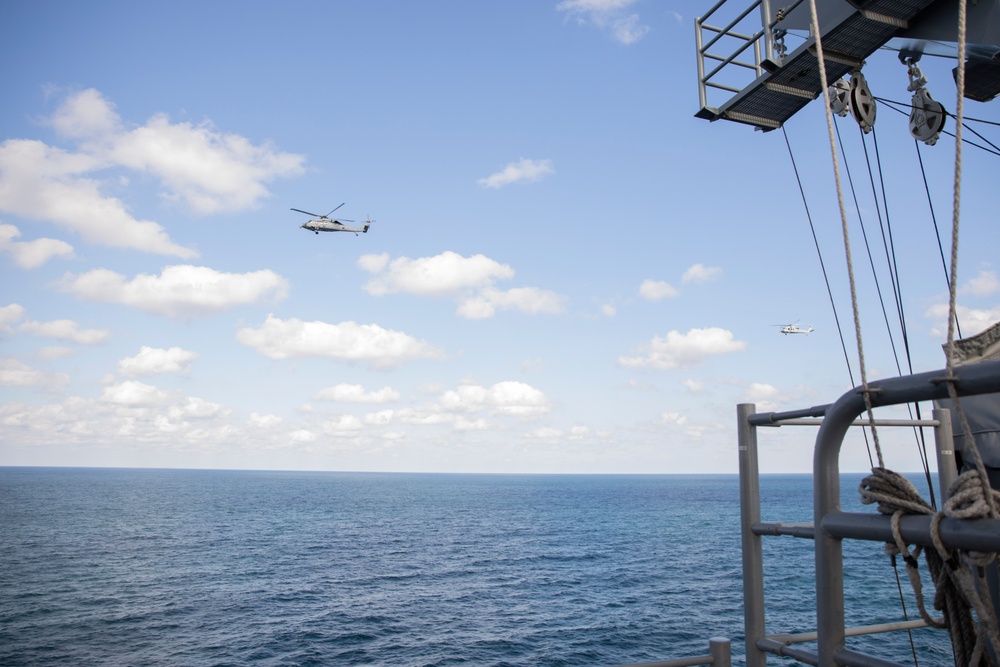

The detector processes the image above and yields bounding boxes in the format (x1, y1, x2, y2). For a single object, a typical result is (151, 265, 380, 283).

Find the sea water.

(0, 468, 955, 666)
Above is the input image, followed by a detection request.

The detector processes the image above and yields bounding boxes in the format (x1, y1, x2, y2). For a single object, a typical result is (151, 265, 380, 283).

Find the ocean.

(0, 468, 954, 666)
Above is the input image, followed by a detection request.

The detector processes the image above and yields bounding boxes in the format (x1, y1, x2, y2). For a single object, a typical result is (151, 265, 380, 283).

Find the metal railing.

(695, 0, 774, 114)
(738, 359, 1000, 666)
(694, 0, 806, 117)
(612, 637, 731, 667)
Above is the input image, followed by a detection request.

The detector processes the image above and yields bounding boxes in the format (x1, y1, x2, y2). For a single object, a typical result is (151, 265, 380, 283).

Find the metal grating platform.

(697, 0, 940, 130)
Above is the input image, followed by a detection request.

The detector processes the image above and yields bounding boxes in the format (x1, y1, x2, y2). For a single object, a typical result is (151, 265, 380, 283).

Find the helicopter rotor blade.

(325, 203, 346, 217)
(291, 208, 322, 217)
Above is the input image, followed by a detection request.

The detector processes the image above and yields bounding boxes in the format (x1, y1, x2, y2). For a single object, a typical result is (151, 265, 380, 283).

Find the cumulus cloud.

(477, 158, 554, 189)
(0, 357, 68, 388)
(439, 380, 551, 417)
(457, 287, 566, 319)
(19, 318, 110, 344)
(0, 303, 26, 332)
(926, 303, 1000, 338)
(360, 251, 565, 319)
(961, 269, 999, 297)
(557, 0, 650, 45)
(315, 384, 401, 403)
(0, 223, 74, 268)
(682, 263, 723, 284)
(236, 314, 444, 369)
(118, 346, 198, 377)
(0, 89, 304, 257)
(60, 264, 289, 318)
(101, 380, 172, 406)
(0, 138, 197, 257)
(619, 327, 747, 370)
(361, 251, 514, 296)
(639, 279, 679, 301)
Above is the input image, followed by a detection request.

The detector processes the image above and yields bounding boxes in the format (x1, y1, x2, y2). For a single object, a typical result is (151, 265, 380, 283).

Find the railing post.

(738, 403, 767, 667)
(933, 407, 957, 493)
(758, 0, 774, 70)
(709, 637, 731, 667)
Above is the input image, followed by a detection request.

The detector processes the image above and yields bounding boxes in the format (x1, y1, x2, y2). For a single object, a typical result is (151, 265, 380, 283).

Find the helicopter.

(773, 322, 814, 335)
(292, 204, 373, 235)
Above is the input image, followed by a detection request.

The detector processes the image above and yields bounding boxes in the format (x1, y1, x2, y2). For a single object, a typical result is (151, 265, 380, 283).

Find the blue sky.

(1, 1, 998, 474)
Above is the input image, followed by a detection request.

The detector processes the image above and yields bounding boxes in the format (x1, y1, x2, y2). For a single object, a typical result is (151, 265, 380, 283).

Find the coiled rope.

(860, 468, 1000, 665)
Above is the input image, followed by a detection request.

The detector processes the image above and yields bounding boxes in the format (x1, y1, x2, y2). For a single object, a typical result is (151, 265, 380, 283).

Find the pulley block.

(909, 88, 946, 145)
(829, 78, 850, 117)
(849, 71, 876, 133)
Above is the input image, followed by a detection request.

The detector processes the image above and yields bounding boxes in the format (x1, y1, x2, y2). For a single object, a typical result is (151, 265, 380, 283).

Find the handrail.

(814, 359, 1000, 666)
(738, 358, 1000, 666)
(611, 637, 731, 667)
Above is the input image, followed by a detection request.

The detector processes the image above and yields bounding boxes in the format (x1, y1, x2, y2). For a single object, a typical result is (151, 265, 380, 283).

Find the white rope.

(861, 468, 1000, 665)
(806, 0, 884, 467)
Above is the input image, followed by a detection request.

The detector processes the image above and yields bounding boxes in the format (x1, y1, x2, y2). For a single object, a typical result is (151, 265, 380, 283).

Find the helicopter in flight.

(292, 204, 372, 235)
(773, 322, 814, 335)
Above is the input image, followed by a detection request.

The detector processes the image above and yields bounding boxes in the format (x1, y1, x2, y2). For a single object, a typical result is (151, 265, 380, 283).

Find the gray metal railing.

(738, 359, 1000, 666)
(611, 637, 731, 667)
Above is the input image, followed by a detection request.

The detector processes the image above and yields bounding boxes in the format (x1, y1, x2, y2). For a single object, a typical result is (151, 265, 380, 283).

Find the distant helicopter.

(292, 204, 373, 235)
(773, 322, 814, 335)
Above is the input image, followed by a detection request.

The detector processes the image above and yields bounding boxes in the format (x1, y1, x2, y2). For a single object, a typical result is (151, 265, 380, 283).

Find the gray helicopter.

(292, 204, 372, 235)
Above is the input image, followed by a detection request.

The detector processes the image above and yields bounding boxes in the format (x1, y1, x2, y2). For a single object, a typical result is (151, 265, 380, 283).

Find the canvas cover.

(936, 321, 1000, 472)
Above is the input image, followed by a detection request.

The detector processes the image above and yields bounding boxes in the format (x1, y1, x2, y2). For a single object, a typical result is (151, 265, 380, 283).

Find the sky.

(1, 1, 998, 474)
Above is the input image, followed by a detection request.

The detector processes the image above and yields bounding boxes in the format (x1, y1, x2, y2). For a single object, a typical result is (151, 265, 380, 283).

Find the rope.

(860, 468, 1000, 665)
(806, 0, 884, 467)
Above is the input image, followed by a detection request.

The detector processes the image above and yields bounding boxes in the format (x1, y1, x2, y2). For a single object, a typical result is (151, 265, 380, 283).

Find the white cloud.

(961, 269, 999, 297)
(0, 303, 25, 332)
(0, 89, 305, 257)
(660, 411, 687, 425)
(639, 279, 679, 301)
(50, 88, 120, 139)
(361, 251, 514, 296)
(439, 380, 551, 417)
(619, 327, 747, 370)
(0, 138, 197, 258)
(361, 251, 565, 319)
(101, 380, 171, 406)
(457, 287, 566, 319)
(0, 357, 66, 387)
(36, 346, 76, 360)
(0, 223, 74, 268)
(54, 89, 305, 214)
(249, 412, 284, 429)
(19, 318, 110, 344)
(118, 346, 198, 377)
(684, 379, 705, 394)
(322, 415, 364, 434)
(168, 396, 226, 420)
(682, 263, 724, 284)
(477, 158, 554, 189)
(557, 0, 650, 45)
(926, 303, 1000, 338)
(60, 264, 289, 318)
(236, 314, 444, 369)
(315, 384, 401, 403)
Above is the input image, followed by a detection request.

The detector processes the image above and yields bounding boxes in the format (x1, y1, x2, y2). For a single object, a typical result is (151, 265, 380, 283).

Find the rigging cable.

(806, 8, 885, 465)
(876, 96, 1000, 157)
(781, 125, 875, 468)
(914, 140, 963, 339)
(864, 125, 938, 505)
